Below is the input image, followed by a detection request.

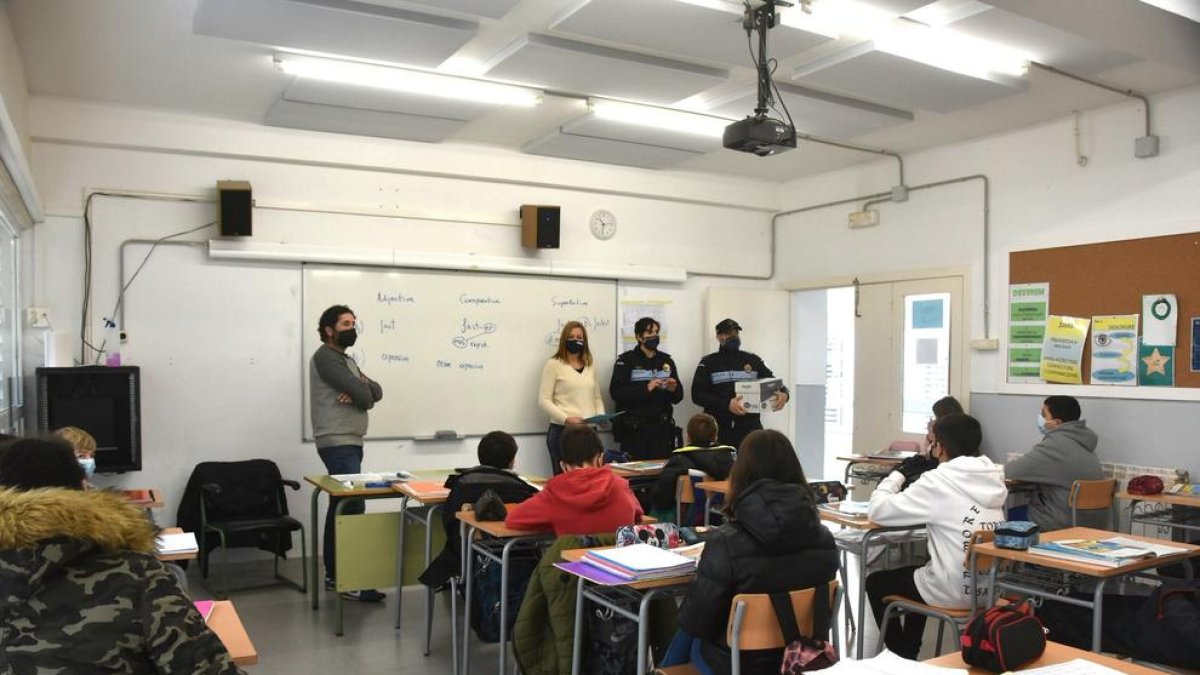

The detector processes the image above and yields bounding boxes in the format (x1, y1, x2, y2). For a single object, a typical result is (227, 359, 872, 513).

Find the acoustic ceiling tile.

(374, 0, 522, 20)
(551, 0, 833, 68)
(706, 81, 913, 138)
(194, 0, 477, 69)
(560, 113, 724, 154)
(284, 77, 498, 120)
(484, 33, 729, 104)
(523, 128, 703, 170)
(265, 98, 468, 142)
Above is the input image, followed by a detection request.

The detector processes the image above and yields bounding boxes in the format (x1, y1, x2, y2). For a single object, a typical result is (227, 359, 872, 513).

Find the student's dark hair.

(1043, 395, 1081, 423)
(686, 413, 718, 447)
(932, 413, 982, 459)
(727, 430, 808, 511)
(317, 304, 354, 341)
(931, 396, 964, 418)
(0, 437, 85, 490)
(478, 430, 518, 469)
(560, 424, 603, 466)
(634, 317, 660, 337)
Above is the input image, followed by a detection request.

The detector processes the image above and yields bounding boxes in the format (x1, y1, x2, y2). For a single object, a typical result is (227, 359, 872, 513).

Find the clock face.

(589, 209, 617, 240)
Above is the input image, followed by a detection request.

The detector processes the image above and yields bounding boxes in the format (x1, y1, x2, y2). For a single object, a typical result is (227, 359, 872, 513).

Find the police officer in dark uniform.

(609, 317, 684, 460)
(692, 318, 789, 449)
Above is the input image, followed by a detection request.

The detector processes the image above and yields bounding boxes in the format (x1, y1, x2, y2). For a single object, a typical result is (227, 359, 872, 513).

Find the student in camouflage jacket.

(0, 438, 243, 674)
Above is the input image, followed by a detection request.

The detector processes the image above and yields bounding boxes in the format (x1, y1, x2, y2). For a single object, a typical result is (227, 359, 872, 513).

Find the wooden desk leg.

(395, 496, 410, 630)
(571, 576, 586, 675)
(310, 487, 322, 611)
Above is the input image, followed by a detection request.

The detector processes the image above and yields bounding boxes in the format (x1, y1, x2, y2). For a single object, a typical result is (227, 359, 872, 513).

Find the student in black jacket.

(666, 430, 839, 675)
(647, 413, 736, 520)
(419, 431, 539, 589)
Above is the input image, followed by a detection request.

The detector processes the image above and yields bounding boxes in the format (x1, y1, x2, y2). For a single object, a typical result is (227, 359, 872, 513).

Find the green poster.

(1138, 343, 1175, 386)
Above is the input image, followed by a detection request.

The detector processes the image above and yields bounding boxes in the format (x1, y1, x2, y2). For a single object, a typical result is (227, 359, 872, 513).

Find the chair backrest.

(676, 474, 696, 505)
(194, 459, 286, 520)
(726, 582, 840, 651)
(1069, 478, 1116, 510)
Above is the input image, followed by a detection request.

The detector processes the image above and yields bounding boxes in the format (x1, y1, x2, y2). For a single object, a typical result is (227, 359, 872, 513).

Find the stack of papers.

(821, 650, 964, 674)
(1030, 537, 1185, 567)
(582, 544, 696, 581)
(397, 480, 450, 498)
(820, 501, 870, 518)
(156, 531, 199, 555)
(609, 460, 667, 472)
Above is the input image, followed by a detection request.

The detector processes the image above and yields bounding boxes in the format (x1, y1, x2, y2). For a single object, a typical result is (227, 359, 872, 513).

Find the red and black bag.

(1127, 475, 1165, 495)
(960, 602, 1046, 672)
(769, 582, 838, 673)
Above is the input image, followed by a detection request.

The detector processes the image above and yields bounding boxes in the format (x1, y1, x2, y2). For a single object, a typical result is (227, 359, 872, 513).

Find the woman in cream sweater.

(539, 321, 605, 474)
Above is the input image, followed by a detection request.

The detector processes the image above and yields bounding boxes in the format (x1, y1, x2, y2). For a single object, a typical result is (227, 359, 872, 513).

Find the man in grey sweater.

(1005, 395, 1107, 531)
(310, 304, 384, 601)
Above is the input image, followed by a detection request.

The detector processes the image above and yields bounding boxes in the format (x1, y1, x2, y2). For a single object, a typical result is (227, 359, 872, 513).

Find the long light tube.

(873, 21, 1031, 80)
(274, 54, 543, 107)
(588, 99, 732, 138)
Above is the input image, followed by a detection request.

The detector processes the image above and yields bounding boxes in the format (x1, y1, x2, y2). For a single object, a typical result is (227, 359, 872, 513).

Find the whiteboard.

(302, 265, 617, 439)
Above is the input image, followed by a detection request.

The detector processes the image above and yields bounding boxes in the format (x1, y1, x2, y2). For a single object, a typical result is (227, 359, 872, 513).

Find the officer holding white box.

(691, 318, 789, 449)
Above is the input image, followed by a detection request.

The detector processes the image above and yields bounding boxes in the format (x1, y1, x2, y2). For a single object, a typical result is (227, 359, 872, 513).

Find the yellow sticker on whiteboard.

(1040, 315, 1091, 384)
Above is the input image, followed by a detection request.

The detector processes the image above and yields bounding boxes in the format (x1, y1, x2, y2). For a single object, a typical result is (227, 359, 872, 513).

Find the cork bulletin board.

(1009, 231, 1200, 388)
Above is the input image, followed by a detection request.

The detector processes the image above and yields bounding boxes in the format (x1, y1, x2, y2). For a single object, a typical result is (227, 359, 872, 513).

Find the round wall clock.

(589, 209, 617, 241)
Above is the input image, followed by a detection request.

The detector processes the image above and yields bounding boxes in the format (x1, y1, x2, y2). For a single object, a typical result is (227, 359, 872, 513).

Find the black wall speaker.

(218, 180, 253, 237)
(520, 205, 560, 249)
(37, 366, 142, 473)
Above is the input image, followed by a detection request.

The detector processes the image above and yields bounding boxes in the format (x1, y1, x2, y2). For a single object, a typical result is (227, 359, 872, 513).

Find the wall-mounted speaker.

(218, 180, 253, 237)
(520, 205, 560, 249)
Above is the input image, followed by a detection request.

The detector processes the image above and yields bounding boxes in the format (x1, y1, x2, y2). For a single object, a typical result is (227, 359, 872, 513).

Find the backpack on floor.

(960, 602, 1046, 672)
(470, 549, 539, 643)
(585, 596, 640, 675)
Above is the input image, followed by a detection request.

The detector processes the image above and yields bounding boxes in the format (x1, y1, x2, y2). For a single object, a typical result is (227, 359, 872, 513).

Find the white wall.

(775, 84, 1200, 475)
(0, 5, 30, 163)
(22, 97, 779, 533)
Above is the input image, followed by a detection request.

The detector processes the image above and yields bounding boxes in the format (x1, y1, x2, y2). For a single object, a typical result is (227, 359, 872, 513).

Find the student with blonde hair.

(55, 425, 97, 480)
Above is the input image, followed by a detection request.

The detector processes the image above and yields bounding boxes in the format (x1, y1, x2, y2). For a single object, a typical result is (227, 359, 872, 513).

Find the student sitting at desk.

(1004, 395, 1106, 531)
(646, 412, 736, 523)
(923, 396, 963, 454)
(866, 413, 1007, 660)
(0, 438, 243, 674)
(505, 424, 642, 535)
(665, 430, 838, 675)
(420, 430, 540, 589)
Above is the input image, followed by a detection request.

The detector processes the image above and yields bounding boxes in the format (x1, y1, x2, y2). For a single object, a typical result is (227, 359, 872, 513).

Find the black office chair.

(186, 459, 307, 595)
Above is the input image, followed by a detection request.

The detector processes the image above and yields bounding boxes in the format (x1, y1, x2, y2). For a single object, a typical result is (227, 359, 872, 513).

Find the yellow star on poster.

(1142, 347, 1171, 375)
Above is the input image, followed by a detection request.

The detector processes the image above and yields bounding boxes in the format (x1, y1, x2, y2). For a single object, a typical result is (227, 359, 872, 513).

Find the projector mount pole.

(744, 0, 790, 118)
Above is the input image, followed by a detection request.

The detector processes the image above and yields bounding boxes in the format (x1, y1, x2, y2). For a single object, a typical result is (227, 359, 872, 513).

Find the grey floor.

(190, 548, 955, 675)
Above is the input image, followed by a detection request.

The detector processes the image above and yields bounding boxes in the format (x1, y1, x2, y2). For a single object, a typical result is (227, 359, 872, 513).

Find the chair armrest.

(279, 479, 300, 491)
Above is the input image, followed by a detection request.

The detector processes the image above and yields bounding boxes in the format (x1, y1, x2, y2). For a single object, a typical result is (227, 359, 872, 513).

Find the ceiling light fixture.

(873, 21, 1031, 80)
(274, 54, 543, 107)
(588, 99, 733, 138)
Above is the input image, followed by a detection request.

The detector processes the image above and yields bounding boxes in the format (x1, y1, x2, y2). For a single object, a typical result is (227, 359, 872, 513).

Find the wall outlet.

(847, 210, 879, 229)
(26, 307, 51, 328)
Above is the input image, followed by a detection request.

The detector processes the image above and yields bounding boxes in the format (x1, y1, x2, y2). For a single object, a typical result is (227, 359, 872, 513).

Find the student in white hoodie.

(865, 413, 1008, 659)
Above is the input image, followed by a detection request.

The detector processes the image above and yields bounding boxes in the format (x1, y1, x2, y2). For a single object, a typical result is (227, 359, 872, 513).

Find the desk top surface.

(304, 475, 403, 497)
(695, 479, 730, 495)
(560, 547, 695, 590)
(455, 509, 553, 538)
(206, 600, 257, 667)
(976, 526, 1200, 577)
(156, 527, 198, 562)
(926, 640, 1164, 673)
(610, 461, 667, 478)
(121, 488, 165, 509)
(1118, 490, 1200, 507)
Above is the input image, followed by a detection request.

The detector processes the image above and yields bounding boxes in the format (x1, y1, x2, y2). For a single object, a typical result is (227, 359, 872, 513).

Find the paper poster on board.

(1090, 315, 1139, 386)
(1040, 315, 1090, 384)
(1142, 294, 1178, 346)
(620, 300, 670, 353)
(1138, 342, 1175, 387)
(1008, 283, 1049, 383)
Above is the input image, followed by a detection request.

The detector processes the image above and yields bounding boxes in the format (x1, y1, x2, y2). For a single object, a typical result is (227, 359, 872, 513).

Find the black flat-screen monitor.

(36, 366, 141, 473)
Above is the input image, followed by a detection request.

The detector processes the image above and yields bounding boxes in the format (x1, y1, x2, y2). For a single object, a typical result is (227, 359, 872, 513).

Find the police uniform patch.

(743, 363, 752, 371)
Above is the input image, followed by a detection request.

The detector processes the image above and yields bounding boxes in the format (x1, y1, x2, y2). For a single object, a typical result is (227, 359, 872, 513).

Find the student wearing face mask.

(310, 304, 384, 601)
(609, 317, 684, 461)
(539, 321, 605, 475)
(56, 425, 97, 484)
(692, 319, 789, 449)
(1004, 395, 1105, 531)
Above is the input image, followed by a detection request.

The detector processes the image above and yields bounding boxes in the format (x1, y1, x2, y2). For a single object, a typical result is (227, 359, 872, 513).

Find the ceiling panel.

(551, 0, 833, 68)
(793, 44, 1028, 113)
(284, 78, 497, 120)
(560, 113, 724, 153)
(524, 129, 703, 170)
(484, 34, 729, 104)
(265, 98, 469, 142)
(194, 0, 478, 69)
(949, 7, 1138, 75)
(354, 0, 522, 20)
(706, 81, 913, 138)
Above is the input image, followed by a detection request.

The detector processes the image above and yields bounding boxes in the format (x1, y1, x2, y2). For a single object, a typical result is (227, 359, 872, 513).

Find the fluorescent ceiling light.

(588, 99, 733, 138)
(873, 21, 1031, 79)
(905, 0, 993, 28)
(274, 54, 543, 107)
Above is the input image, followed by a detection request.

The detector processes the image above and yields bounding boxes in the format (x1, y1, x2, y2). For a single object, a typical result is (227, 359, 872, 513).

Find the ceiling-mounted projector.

(725, 0, 797, 157)
(723, 115, 796, 156)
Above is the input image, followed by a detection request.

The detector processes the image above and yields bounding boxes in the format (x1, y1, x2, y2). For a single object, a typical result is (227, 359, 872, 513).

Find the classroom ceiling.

(7, 0, 1200, 181)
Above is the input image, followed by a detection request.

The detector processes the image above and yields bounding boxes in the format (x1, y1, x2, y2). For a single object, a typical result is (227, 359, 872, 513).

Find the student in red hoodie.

(506, 424, 643, 535)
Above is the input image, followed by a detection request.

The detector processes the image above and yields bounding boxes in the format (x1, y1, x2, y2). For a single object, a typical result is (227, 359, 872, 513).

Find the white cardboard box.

(735, 378, 783, 412)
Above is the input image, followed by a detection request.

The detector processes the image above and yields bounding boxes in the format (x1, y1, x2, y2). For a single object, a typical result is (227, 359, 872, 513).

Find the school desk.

(206, 600, 258, 667)
(1118, 489, 1200, 537)
(393, 476, 452, 657)
(926, 640, 1165, 673)
(156, 526, 198, 562)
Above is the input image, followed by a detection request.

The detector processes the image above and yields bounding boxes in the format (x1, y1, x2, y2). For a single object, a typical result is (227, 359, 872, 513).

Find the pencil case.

(994, 521, 1040, 550)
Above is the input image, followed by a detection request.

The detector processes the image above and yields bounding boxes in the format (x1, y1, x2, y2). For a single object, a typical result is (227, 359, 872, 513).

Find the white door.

(852, 276, 965, 453)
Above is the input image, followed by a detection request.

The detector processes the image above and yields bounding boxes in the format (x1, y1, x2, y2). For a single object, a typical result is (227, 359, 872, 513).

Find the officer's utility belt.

(615, 412, 674, 434)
